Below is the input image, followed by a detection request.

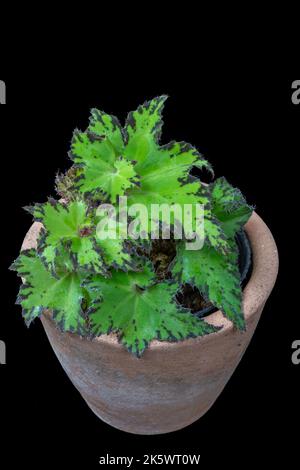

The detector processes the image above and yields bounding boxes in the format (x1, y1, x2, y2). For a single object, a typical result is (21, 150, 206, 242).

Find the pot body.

(23, 213, 279, 435)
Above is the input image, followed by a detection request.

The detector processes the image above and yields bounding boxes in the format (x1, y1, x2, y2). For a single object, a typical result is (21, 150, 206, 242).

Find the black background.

(0, 74, 298, 467)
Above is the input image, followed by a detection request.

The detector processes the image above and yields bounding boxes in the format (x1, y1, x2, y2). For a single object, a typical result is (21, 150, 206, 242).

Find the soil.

(150, 239, 176, 280)
(176, 284, 212, 313)
(149, 239, 212, 314)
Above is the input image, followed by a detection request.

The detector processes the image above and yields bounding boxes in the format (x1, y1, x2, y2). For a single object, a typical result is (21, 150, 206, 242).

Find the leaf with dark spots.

(88, 108, 125, 155)
(10, 250, 88, 333)
(30, 199, 107, 275)
(85, 263, 219, 357)
(211, 177, 253, 237)
(124, 95, 168, 163)
(172, 239, 245, 330)
(71, 131, 139, 202)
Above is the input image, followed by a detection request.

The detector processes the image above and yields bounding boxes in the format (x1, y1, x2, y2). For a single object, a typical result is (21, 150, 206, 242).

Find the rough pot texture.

(22, 212, 279, 435)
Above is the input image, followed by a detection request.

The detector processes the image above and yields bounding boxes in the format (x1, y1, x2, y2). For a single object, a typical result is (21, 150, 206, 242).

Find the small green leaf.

(10, 250, 87, 334)
(172, 240, 245, 330)
(29, 199, 107, 275)
(85, 263, 219, 357)
(211, 177, 253, 237)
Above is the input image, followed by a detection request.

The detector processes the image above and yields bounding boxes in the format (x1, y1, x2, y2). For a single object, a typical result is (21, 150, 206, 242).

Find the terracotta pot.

(22, 212, 279, 435)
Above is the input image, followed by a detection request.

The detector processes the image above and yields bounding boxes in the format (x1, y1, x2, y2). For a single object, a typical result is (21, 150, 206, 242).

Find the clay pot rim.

(22, 211, 279, 353)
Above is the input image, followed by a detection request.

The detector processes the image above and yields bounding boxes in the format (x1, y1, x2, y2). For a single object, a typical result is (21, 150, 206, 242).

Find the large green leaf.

(26, 199, 107, 275)
(71, 131, 139, 202)
(211, 177, 253, 237)
(84, 263, 219, 357)
(10, 250, 87, 334)
(172, 240, 245, 330)
(126, 141, 227, 253)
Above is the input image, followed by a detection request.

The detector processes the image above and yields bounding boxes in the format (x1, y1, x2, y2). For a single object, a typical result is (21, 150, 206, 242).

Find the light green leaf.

(134, 140, 213, 184)
(88, 108, 124, 155)
(98, 237, 135, 270)
(71, 131, 139, 202)
(27, 199, 106, 275)
(68, 237, 105, 273)
(172, 240, 245, 330)
(124, 95, 168, 163)
(126, 141, 226, 253)
(85, 263, 219, 357)
(10, 250, 87, 334)
(211, 177, 253, 237)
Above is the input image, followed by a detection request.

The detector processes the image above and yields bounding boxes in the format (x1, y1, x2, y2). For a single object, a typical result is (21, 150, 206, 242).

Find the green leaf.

(211, 177, 253, 237)
(88, 108, 124, 155)
(134, 140, 213, 185)
(28, 199, 107, 275)
(125, 141, 226, 253)
(172, 240, 245, 330)
(124, 95, 168, 163)
(67, 237, 105, 273)
(10, 250, 87, 334)
(84, 263, 219, 357)
(71, 131, 139, 202)
(98, 237, 135, 270)
(204, 216, 228, 254)
(29, 199, 89, 239)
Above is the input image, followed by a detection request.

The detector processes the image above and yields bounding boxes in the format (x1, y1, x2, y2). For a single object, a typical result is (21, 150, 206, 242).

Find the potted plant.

(11, 96, 279, 434)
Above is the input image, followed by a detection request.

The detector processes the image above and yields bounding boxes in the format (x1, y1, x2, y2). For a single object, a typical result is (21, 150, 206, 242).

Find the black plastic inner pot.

(194, 229, 253, 318)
